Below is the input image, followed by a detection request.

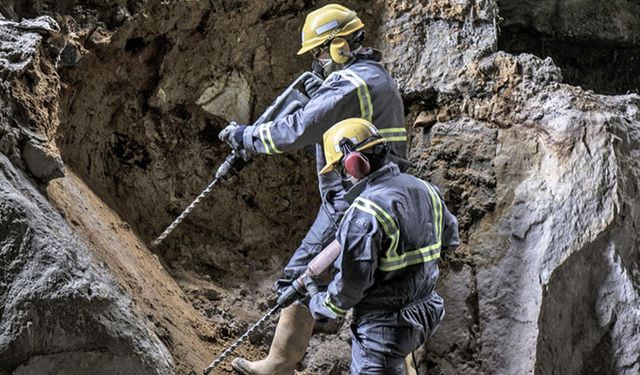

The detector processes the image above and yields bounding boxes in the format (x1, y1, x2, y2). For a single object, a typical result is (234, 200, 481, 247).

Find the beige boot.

(405, 353, 417, 375)
(231, 303, 315, 375)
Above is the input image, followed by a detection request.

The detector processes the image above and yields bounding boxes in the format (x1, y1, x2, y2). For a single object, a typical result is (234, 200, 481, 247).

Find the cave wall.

(55, 1, 389, 286)
(380, 2, 640, 374)
(1, 0, 640, 374)
(0, 156, 173, 375)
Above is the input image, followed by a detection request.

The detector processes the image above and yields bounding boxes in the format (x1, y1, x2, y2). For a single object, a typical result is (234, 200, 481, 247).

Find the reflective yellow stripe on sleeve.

(258, 122, 283, 155)
(323, 295, 347, 317)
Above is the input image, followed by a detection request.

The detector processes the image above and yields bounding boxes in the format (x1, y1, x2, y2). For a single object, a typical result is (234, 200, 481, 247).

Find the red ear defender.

(343, 151, 370, 179)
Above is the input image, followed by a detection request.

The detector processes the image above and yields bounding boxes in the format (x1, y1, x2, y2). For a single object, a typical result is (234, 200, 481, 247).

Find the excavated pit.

(2, 1, 640, 374)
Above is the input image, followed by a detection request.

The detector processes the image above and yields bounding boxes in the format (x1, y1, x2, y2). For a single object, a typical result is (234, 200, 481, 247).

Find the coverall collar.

(345, 162, 400, 204)
(343, 47, 383, 70)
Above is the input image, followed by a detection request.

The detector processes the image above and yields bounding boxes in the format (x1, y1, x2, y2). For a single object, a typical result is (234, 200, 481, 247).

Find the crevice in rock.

(535, 229, 616, 374)
(497, 0, 640, 95)
(499, 25, 640, 95)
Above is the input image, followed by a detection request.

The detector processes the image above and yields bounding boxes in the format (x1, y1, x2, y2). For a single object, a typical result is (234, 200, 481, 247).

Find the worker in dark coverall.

(306, 118, 460, 374)
(218, 4, 409, 374)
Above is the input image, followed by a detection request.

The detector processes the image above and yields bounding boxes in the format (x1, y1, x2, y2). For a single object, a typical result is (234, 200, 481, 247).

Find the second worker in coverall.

(218, 4, 409, 375)
(307, 118, 460, 374)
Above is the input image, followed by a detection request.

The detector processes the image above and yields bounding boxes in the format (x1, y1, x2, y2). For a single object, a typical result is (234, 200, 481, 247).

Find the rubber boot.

(405, 353, 417, 375)
(231, 303, 315, 375)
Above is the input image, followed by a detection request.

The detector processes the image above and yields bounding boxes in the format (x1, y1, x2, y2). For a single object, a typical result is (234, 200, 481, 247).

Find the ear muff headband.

(326, 10, 358, 64)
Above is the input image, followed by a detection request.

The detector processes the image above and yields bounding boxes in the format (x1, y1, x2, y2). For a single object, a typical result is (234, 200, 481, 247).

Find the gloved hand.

(218, 121, 247, 151)
(275, 276, 297, 299)
(304, 73, 323, 97)
(308, 292, 338, 321)
(276, 274, 319, 308)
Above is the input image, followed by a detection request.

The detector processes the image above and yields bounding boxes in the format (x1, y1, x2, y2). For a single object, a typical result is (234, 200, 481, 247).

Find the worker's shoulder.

(346, 59, 389, 79)
(326, 60, 387, 84)
(406, 174, 446, 201)
(353, 187, 396, 214)
(367, 172, 437, 203)
(341, 201, 376, 233)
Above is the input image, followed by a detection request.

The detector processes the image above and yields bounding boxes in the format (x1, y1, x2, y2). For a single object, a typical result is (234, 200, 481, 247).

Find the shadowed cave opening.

(498, 0, 640, 95)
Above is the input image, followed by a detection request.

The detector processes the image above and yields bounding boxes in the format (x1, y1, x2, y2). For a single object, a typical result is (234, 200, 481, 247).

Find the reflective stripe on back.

(351, 181, 444, 272)
(335, 70, 373, 122)
(353, 197, 399, 259)
(378, 127, 407, 143)
(421, 180, 443, 241)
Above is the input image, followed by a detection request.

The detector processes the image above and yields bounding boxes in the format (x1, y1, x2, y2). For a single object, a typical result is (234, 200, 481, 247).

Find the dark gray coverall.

(241, 51, 408, 291)
(309, 163, 460, 374)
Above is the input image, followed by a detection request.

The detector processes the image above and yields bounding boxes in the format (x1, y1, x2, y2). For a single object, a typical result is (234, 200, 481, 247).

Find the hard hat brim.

(319, 162, 335, 175)
(297, 45, 313, 55)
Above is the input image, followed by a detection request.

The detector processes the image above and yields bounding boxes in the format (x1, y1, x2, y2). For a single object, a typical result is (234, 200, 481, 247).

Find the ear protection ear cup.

(330, 37, 351, 64)
(343, 151, 370, 179)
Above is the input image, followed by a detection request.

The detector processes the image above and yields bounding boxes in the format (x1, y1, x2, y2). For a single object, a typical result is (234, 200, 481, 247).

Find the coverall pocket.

(400, 292, 445, 348)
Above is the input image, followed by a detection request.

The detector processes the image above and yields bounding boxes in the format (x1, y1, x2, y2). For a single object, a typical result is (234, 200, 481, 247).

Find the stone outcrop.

(381, 2, 640, 373)
(0, 153, 173, 374)
(0, 15, 223, 375)
(0, 15, 64, 183)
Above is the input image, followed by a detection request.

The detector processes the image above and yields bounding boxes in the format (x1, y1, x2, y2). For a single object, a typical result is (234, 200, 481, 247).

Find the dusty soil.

(44, 168, 345, 375)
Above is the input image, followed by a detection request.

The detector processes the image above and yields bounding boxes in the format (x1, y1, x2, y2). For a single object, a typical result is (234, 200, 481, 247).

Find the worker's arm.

(308, 213, 381, 320)
(433, 185, 460, 251)
(442, 203, 460, 250)
(241, 74, 359, 154)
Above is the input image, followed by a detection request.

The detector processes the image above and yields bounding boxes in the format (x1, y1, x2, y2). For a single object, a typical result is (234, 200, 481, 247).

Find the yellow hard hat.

(297, 4, 365, 56)
(320, 118, 385, 174)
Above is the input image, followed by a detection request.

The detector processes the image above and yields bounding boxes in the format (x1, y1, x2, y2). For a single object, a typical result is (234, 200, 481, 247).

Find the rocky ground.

(1, 1, 639, 374)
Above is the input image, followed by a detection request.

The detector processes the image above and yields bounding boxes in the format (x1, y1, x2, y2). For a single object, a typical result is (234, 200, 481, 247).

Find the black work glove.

(303, 73, 323, 97)
(275, 276, 296, 299)
(218, 121, 247, 151)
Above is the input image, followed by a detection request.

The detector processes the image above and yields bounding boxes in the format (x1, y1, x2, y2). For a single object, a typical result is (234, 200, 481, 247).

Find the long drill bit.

(203, 304, 281, 374)
(151, 177, 220, 247)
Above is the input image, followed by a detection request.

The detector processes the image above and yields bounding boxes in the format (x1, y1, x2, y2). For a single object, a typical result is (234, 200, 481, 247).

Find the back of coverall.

(241, 52, 408, 289)
(309, 162, 460, 374)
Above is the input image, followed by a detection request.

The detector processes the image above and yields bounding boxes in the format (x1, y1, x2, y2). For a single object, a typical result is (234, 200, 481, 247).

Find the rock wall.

(1, 0, 639, 374)
(1, 13, 226, 375)
(0, 16, 65, 182)
(0, 153, 173, 374)
(380, 2, 640, 373)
